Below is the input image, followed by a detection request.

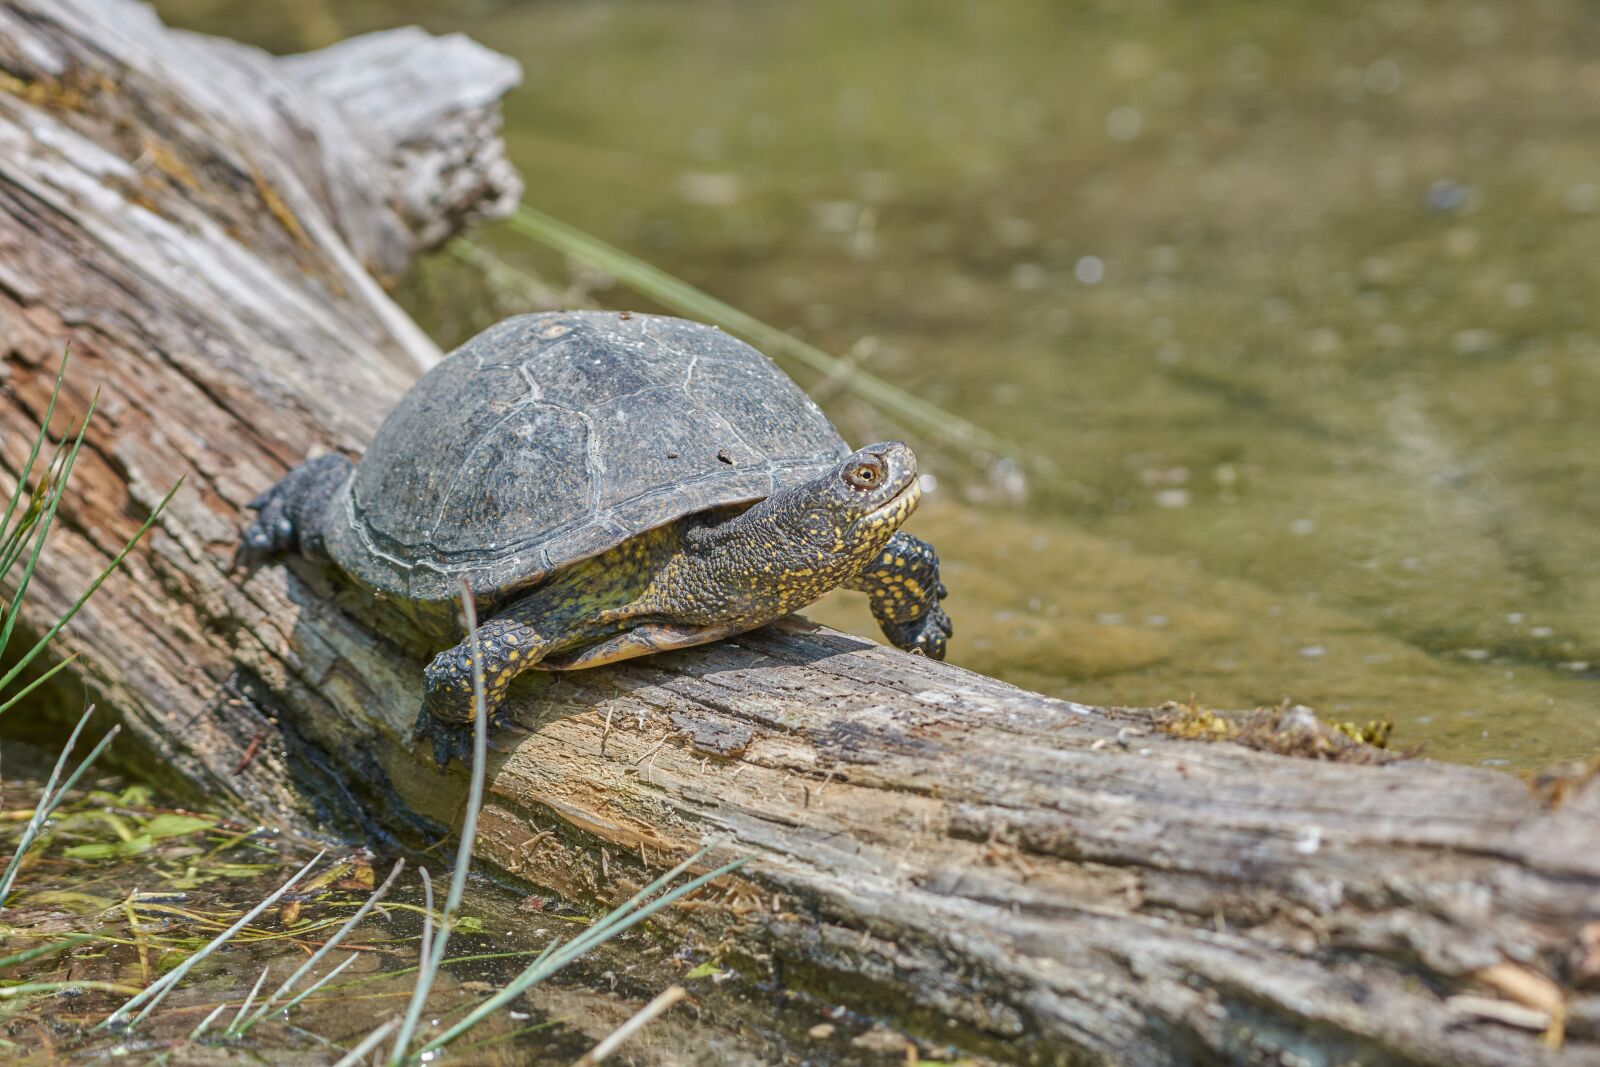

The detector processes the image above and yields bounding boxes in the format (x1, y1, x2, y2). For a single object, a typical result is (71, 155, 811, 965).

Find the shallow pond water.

(156, 0, 1600, 770)
(0, 761, 844, 1064)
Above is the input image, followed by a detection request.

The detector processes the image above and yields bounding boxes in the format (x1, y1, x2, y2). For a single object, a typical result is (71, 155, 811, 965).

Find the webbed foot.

(880, 591, 953, 659)
(847, 532, 952, 661)
(410, 705, 512, 771)
(416, 614, 547, 770)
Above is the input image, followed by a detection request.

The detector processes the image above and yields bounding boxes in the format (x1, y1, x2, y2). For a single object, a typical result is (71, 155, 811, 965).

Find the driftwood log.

(2, 4, 1597, 1064)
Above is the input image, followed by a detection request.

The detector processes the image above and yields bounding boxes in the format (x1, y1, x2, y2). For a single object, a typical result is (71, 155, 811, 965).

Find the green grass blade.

(419, 855, 747, 1055)
(0, 933, 95, 968)
(224, 965, 271, 1036)
(421, 860, 744, 1055)
(0, 477, 182, 699)
(187, 1003, 228, 1042)
(0, 704, 116, 908)
(388, 866, 435, 1062)
(0, 347, 69, 557)
(0, 652, 78, 716)
(436, 585, 492, 927)
(334, 1018, 399, 1067)
(550, 857, 749, 966)
(0, 395, 96, 658)
(389, 581, 491, 1064)
(16, 700, 95, 813)
(0, 435, 71, 581)
(272, 952, 359, 1019)
(450, 1019, 560, 1057)
(494, 205, 1020, 464)
(550, 844, 726, 953)
(0, 980, 141, 998)
(291, 944, 566, 999)
(564, 842, 720, 950)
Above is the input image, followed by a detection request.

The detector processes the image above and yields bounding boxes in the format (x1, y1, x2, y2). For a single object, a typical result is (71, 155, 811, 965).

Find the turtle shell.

(326, 311, 849, 604)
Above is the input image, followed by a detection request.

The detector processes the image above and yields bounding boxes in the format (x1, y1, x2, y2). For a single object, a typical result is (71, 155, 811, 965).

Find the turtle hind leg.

(240, 453, 352, 563)
(846, 532, 953, 659)
(420, 615, 549, 770)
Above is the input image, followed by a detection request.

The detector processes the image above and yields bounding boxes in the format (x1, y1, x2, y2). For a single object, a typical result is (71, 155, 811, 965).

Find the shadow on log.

(1, 3, 1597, 1064)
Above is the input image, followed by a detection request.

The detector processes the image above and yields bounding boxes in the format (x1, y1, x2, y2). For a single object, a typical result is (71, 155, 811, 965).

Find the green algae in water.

(0, 766, 786, 1064)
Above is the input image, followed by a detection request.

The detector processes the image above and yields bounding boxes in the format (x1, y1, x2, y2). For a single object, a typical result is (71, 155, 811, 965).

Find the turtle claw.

(434, 730, 460, 772)
(411, 705, 512, 772)
(428, 719, 474, 772)
(410, 707, 468, 772)
(853, 533, 952, 661)
(882, 603, 952, 661)
(239, 490, 296, 562)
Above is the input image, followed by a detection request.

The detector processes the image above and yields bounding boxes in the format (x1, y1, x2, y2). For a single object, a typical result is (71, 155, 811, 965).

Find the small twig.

(632, 736, 668, 767)
(232, 731, 267, 775)
(122, 895, 151, 986)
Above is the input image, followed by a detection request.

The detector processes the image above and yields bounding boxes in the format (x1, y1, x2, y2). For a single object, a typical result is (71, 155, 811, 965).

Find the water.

(0, 764, 810, 1064)
(158, 0, 1600, 769)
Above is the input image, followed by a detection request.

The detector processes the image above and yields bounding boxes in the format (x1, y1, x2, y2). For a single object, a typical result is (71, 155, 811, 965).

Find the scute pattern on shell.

(326, 311, 849, 603)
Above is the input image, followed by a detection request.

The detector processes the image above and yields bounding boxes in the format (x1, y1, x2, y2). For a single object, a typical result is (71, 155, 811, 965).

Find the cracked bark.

(1, 3, 1597, 1064)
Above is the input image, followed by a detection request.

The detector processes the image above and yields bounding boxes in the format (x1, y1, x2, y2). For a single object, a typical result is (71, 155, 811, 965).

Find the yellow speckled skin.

(415, 441, 950, 766)
(846, 534, 950, 655)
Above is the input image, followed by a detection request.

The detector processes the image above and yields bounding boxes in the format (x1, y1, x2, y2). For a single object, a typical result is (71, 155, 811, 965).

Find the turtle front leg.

(846, 532, 952, 659)
(417, 615, 549, 769)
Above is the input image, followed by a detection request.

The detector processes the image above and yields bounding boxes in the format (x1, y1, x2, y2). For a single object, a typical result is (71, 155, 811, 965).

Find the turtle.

(241, 310, 951, 767)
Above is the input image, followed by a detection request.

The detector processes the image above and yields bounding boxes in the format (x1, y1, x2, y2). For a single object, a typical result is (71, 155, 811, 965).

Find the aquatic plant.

(0, 350, 177, 909)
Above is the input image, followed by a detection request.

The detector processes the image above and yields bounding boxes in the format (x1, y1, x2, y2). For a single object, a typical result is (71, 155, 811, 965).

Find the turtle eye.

(845, 459, 883, 490)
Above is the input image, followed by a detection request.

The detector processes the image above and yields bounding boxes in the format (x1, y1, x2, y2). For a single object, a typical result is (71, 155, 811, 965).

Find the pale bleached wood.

(0, 4, 1596, 1065)
(282, 27, 522, 264)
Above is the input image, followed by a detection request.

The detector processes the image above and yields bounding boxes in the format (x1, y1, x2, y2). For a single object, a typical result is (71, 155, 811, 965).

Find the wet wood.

(1, 4, 1597, 1064)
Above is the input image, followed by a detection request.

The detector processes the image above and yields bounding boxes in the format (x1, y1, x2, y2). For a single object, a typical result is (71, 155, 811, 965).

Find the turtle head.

(789, 442, 922, 555)
(663, 442, 922, 624)
(744, 442, 922, 600)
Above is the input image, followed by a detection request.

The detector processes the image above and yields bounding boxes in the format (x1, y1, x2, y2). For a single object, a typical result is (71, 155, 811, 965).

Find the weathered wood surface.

(1, 4, 1597, 1064)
